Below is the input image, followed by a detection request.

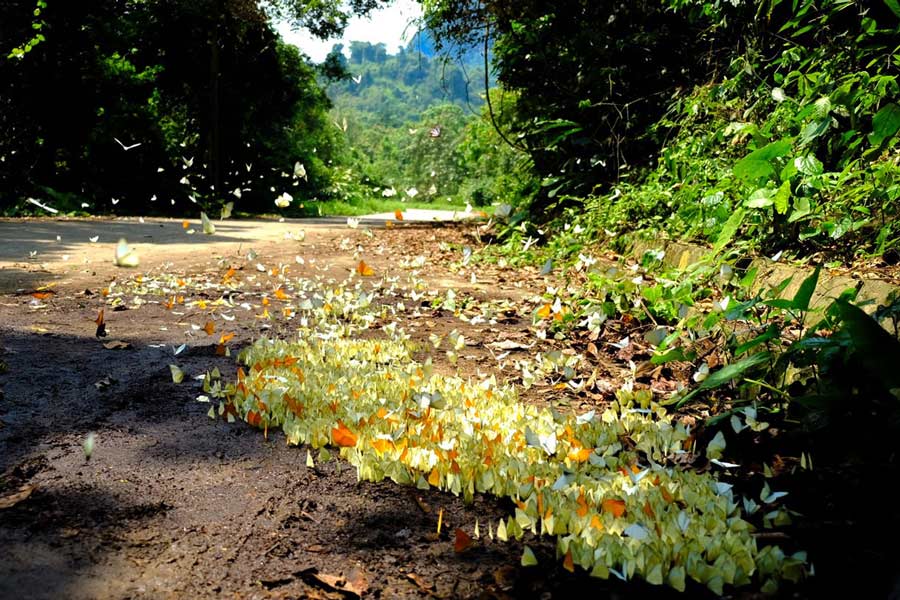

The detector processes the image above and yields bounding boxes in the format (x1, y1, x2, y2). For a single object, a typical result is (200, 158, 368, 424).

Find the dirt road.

(0, 216, 668, 599)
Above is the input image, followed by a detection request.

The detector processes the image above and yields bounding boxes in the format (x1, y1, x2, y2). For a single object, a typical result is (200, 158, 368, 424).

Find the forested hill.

(325, 32, 485, 128)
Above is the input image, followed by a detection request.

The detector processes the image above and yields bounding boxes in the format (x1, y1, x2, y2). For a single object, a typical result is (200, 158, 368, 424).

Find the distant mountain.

(325, 32, 488, 129)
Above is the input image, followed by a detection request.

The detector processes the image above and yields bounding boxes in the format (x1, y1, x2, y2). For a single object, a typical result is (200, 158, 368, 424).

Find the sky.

(276, 0, 423, 63)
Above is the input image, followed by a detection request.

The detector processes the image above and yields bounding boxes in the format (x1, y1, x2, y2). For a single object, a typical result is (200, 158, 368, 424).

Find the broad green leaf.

(773, 180, 791, 214)
(834, 299, 900, 392)
(712, 208, 745, 254)
(746, 188, 775, 209)
(869, 102, 900, 146)
(793, 155, 823, 177)
(733, 159, 774, 185)
(788, 197, 812, 223)
(798, 119, 829, 147)
(885, 0, 900, 18)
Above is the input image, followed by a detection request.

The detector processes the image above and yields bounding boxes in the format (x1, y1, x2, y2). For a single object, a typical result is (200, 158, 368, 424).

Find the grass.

(295, 196, 478, 217)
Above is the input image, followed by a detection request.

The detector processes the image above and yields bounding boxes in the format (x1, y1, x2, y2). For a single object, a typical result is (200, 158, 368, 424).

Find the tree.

(420, 0, 735, 216)
(0, 0, 388, 214)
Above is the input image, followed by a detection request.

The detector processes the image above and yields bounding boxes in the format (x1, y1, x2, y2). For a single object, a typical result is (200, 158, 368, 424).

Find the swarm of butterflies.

(204, 275, 806, 595)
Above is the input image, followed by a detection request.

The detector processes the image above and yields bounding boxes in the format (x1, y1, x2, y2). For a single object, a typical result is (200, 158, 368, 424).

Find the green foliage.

(0, 0, 385, 216)
(324, 36, 536, 209)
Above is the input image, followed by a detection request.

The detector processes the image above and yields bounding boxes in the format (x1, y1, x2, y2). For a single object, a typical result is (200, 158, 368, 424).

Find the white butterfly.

(182, 156, 194, 168)
(293, 161, 307, 180)
(111, 198, 120, 205)
(429, 126, 441, 138)
(114, 238, 139, 267)
(220, 201, 234, 220)
(275, 192, 292, 208)
(25, 197, 58, 214)
(114, 137, 141, 151)
(351, 74, 362, 85)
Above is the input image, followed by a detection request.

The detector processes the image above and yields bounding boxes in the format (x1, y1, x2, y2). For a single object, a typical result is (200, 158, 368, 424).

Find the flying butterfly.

(113, 238, 139, 268)
(429, 126, 442, 138)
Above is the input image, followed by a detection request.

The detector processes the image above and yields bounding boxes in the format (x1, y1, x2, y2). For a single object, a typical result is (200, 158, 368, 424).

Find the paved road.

(0, 210, 479, 293)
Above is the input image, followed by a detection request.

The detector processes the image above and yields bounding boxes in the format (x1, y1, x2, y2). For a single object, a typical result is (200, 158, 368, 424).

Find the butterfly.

(114, 238, 139, 267)
(429, 126, 442, 138)
(95, 309, 108, 338)
(25, 197, 58, 214)
(200, 211, 215, 234)
(351, 74, 362, 85)
(220, 201, 234, 219)
(114, 137, 141, 151)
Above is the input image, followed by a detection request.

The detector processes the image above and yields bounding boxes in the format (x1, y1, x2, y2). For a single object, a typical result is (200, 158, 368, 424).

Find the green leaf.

(712, 208, 745, 254)
(793, 155, 823, 177)
(733, 159, 774, 185)
(651, 347, 694, 365)
(699, 352, 771, 390)
(885, 0, 900, 18)
(869, 103, 900, 146)
(788, 197, 812, 223)
(734, 324, 780, 356)
(798, 120, 829, 147)
(746, 188, 775, 208)
(791, 266, 821, 312)
(833, 299, 900, 393)
(773, 180, 791, 214)
(675, 352, 772, 407)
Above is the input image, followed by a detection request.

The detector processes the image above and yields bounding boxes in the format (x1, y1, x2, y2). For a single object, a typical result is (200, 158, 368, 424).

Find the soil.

(0, 216, 894, 599)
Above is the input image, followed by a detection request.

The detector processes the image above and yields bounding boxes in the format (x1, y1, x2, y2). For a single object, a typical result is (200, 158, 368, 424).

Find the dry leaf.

(102, 340, 131, 350)
(488, 339, 534, 351)
(405, 572, 435, 594)
(0, 484, 35, 509)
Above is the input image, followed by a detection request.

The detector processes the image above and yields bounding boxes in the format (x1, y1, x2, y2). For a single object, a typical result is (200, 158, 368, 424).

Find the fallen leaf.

(405, 572, 435, 594)
(0, 484, 35, 509)
(299, 568, 368, 598)
(488, 339, 534, 351)
(102, 340, 131, 350)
